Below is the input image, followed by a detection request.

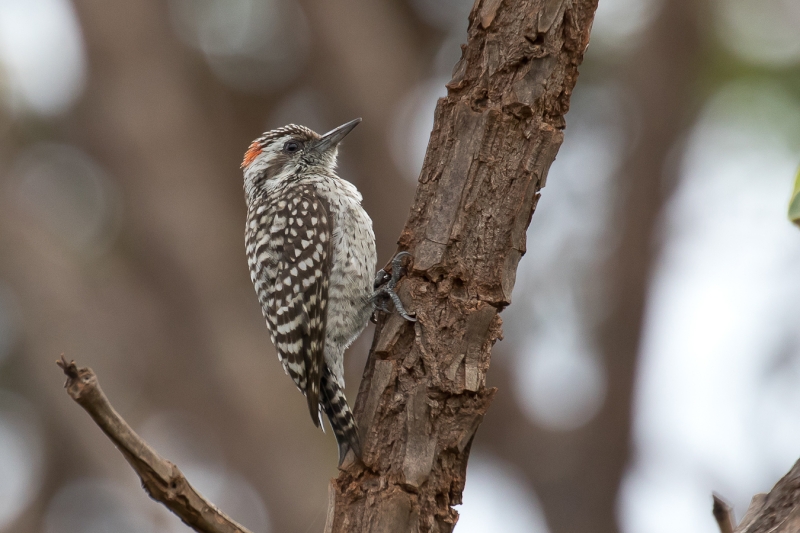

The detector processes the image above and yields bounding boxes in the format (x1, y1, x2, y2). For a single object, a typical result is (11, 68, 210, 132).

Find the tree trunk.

(716, 459, 800, 533)
(326, 0, 599, 531)
(479, 1, 703, 531)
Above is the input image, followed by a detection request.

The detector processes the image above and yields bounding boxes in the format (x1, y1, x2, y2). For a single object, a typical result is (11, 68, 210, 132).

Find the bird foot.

(372, 252, 416, 322)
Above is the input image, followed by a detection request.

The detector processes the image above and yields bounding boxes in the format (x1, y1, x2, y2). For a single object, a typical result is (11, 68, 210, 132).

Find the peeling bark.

(327, 0, 599, 531)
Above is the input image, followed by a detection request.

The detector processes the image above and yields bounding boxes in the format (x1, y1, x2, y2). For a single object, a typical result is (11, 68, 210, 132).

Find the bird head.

(241, 118, 361, 200)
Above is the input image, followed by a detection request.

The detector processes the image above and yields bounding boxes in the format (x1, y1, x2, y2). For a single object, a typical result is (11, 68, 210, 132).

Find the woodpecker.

(242, 118, 414, 465)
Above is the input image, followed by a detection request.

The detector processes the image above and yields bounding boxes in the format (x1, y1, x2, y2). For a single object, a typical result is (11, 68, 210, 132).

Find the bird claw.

(372, 252, 416, 322)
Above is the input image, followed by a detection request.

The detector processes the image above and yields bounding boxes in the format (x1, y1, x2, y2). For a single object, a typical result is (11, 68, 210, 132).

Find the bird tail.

(320, 366, 362, 466)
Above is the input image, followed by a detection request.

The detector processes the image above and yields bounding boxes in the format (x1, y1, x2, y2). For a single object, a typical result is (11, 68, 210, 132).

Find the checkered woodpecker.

(241, 119, 415, 465)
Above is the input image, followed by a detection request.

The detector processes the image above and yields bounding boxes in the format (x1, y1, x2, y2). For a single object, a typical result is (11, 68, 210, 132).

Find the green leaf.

(790, 165, 800, 228)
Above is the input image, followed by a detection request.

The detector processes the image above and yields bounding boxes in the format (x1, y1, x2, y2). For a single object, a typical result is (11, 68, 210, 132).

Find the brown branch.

(326, 0, 598, 531)
(714, 459, 800, 533)
(713, 494, 736, 533)
(56, 356, 252, 533)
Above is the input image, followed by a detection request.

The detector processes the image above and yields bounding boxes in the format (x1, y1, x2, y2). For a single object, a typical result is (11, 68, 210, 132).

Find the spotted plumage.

(243, 120, 376, 464)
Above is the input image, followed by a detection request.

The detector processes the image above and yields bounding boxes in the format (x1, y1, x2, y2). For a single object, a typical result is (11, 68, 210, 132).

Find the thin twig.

(713, 493, 736, 533)
(57, 356, 253, 533)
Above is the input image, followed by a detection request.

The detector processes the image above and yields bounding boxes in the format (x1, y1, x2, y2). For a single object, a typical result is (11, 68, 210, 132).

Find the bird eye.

(283, 141, 303, 153)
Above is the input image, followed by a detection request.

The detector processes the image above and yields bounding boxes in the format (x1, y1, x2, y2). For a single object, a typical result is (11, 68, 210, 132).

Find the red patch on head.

(241, 141, 262, 168)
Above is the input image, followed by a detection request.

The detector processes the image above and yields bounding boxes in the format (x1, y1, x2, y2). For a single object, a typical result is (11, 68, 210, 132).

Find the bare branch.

(713, 493, 735, 533)
(725, 459, 800, 533)
(56, 356, 253, 533)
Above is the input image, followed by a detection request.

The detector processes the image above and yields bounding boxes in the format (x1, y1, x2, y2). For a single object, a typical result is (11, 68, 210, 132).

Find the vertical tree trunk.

(480, 1, 703, 532)
(327, 0, 599, 531)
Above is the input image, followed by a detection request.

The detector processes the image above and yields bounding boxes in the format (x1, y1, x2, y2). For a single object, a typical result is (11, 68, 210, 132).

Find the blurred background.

(0, 0, 799, 532)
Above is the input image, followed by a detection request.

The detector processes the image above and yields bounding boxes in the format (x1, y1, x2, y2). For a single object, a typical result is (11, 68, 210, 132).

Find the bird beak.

(313, 118, 361, 153)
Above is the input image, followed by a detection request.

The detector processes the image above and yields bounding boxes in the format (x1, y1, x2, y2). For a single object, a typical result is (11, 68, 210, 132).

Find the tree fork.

(327, 0, 599, 531)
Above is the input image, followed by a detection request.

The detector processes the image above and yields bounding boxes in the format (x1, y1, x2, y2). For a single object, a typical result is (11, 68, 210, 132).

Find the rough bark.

(479, 1, 703, 531)
(327, 0, 598, 531)
(716, 460, 800, 533)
